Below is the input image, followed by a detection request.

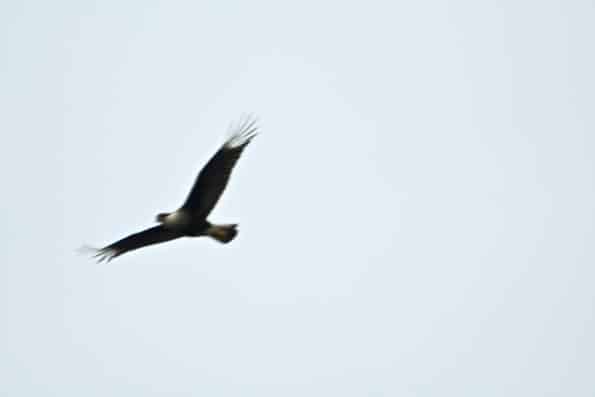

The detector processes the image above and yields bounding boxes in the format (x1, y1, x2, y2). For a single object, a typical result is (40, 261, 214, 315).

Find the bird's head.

(156, 213, 170, 223)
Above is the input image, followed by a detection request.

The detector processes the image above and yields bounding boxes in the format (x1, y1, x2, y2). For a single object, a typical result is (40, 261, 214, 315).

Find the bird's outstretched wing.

(181, 115, 258, 217)
(89, 225, 183, 262)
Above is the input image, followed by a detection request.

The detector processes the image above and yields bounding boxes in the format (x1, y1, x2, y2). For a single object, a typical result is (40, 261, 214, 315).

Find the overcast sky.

(1, 0, 594, 395)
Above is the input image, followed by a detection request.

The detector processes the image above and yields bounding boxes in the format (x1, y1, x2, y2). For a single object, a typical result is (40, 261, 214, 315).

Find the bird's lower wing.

(91, 225, 183, 262)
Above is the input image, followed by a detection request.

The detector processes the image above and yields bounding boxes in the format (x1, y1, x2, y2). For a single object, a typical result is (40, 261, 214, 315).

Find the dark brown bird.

(88, 116, 258, 262)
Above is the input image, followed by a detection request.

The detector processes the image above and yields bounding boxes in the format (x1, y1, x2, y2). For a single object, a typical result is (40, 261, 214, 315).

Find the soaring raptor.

(88, 116, 258, 262)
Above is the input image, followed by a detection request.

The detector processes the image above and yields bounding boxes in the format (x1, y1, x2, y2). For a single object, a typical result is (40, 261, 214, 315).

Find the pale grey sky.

(1, 0, 594, 395)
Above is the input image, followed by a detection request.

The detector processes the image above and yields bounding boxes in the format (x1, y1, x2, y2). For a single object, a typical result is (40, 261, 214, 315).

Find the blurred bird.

(86, 116, 258, 262)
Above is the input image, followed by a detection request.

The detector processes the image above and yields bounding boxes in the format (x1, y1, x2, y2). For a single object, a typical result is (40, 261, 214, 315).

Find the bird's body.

(88, 116, 258, 262)
(157, 210, 237, 240)
(158, 210, 199, 232)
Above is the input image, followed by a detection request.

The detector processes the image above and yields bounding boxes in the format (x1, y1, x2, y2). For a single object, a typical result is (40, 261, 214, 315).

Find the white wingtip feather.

(78, 245, 117, 263)
(225, 114, 259, 148)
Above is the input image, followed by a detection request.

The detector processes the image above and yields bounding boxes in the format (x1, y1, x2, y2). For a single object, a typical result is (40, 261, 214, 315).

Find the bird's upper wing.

(92, 225, 183, 262)
(181, 116, 258, 217)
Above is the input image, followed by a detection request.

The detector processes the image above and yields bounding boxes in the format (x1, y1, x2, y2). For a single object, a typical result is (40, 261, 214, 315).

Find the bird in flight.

(87, 116, 258, 262)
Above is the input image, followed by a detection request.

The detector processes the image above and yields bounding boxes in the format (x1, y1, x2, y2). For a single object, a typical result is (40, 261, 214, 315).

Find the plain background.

(1, 0, 594, 395)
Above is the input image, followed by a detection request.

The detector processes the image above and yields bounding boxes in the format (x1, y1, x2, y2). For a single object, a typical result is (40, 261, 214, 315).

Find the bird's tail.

(207, 224, 238, 243)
